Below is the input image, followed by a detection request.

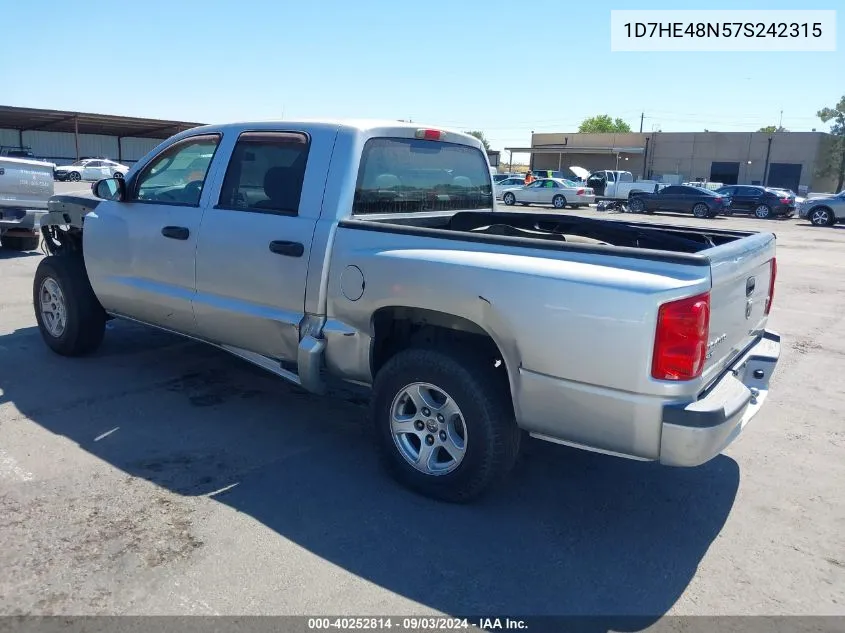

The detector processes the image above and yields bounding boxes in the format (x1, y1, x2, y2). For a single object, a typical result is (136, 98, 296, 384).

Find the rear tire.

(1, 234, 39, 251)
(371, 346, 521, 503)
(754, 204, 772, 219)
(692, 203, 710, 219)
(33, 255, 106, 356)
(552, 194, 567, 209)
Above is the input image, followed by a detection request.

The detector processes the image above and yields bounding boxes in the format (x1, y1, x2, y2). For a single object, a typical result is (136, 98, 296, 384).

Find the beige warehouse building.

(510, 131, 840, 194)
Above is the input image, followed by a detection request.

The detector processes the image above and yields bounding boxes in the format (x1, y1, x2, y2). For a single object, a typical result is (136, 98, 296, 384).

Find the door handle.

(161, 226, 190, 240)
(268, 240, 304, 257)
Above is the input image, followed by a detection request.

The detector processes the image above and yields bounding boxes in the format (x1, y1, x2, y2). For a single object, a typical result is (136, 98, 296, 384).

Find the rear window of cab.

(352, 137, 493, 215)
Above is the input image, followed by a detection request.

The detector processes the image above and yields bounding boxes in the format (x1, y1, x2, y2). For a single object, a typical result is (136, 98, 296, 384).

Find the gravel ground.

(0, 198, 843, 620)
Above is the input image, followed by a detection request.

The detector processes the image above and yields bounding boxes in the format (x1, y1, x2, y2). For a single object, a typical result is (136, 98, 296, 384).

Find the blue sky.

(1, 0, 842, 152)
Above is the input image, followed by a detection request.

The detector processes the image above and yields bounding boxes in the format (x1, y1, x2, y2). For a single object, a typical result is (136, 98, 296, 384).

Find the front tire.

(33, 255, 106, 356)
(68, 171, 82, 182)
(628, 198, 645, 213)
(809, 207, 835, 227)
(1, 234, 39, 251)
(502, 192, 515, 206)
(371, 346, 521, 503)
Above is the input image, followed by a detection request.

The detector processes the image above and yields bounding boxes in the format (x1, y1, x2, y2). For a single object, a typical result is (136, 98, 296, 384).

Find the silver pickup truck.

(34, 120, 781, 502)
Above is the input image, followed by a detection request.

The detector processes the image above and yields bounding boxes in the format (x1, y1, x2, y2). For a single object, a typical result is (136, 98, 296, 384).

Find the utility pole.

(763, 136, 773, 186)
(778, 110, 783, 129)
(639, 112, 644, 133)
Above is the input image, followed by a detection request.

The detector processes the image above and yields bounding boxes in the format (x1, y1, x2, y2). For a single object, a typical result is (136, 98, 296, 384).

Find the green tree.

(817, 96, 845, 192)
(578, 115, 632, 133)
(758, 125, 788, 133)
(464, 130, 491, 151)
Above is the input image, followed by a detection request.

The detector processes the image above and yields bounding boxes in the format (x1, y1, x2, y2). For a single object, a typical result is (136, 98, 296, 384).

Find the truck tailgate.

(0, 157, 55, 210)
(701, 231, 777, 386)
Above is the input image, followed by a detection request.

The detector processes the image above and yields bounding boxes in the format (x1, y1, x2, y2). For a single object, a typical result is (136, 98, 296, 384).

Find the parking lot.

(1, 190, 843, 619)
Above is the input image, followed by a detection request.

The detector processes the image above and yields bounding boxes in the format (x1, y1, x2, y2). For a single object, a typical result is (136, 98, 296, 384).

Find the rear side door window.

(217, 132, 310, 215)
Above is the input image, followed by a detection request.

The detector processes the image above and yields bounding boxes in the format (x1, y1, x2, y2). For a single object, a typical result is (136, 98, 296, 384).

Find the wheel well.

(371, 306, 511, 384)
(41, 225, 84, 256)
(809, 205, 832, 213)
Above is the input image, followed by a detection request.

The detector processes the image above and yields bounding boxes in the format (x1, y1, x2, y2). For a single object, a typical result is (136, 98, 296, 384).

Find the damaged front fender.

(41, 193, 101, 229)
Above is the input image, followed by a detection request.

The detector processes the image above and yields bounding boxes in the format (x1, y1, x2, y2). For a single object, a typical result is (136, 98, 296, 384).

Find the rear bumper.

(659, 330, 781, 467)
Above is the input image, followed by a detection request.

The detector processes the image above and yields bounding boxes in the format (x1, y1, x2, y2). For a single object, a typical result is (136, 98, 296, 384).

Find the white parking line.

(0, 448, 34, 482)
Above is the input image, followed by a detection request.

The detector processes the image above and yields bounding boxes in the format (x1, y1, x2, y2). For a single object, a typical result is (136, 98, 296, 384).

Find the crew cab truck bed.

(35, 120, 781, 502)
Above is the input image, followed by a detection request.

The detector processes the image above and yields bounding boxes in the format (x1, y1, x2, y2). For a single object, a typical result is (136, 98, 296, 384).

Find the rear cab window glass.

(134, 134, 221, 206)
(218, 131, 310, 215)
(353, 137, 493, 214)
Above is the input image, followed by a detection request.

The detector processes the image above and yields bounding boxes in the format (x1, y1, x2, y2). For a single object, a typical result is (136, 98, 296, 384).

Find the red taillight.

(765, 258, 777, 315)
(714, 196, 723, 202)
(415, 129, 442, 141)
(651, 292, 711, 381)
(780, 197, 791, 204)
(577, 188, 585, 195)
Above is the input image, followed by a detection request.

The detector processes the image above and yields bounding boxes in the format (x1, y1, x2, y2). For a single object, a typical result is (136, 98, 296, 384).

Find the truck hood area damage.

(41, 193, 100, 229)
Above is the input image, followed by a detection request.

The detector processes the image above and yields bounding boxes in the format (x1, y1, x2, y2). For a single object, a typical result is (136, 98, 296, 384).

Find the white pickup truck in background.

(0, 155, 54, 251)
(580, 168, 664, 202)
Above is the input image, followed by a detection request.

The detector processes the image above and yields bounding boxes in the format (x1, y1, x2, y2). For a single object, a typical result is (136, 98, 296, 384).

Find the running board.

(221, 335, 326, 395)
(103, 312, 327, 395)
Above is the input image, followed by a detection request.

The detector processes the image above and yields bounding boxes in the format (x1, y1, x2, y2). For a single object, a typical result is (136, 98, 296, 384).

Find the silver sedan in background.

(500, 178, 595, 209)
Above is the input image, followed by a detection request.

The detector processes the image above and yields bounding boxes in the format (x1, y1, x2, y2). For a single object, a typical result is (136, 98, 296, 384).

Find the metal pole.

(118, 137, 123, 162)
(642, 137, 650, 180)
(74, 116, 80, 161)
(639, 112, 644, 133)
(508, 150, 512, 173)
(557, 152, 562, 171)
(763, 136, 773, 186)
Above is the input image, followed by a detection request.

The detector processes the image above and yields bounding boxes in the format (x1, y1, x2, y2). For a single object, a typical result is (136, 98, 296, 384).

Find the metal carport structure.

(503, 144, 649, 176)
(0, 105, 205, 162)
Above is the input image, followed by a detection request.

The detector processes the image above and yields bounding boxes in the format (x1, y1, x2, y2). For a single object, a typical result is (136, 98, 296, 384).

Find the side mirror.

(92, 177, 125, 201)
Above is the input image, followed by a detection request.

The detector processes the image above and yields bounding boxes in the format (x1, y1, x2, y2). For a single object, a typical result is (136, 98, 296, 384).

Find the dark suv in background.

(715, 185, 795, 219)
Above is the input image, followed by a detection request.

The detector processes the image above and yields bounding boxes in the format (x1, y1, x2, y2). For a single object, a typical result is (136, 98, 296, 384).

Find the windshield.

(353, 137, 493, 214)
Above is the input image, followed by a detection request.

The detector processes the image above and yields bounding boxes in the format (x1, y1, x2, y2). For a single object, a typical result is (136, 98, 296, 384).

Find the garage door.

(767, 163, 802, 192)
